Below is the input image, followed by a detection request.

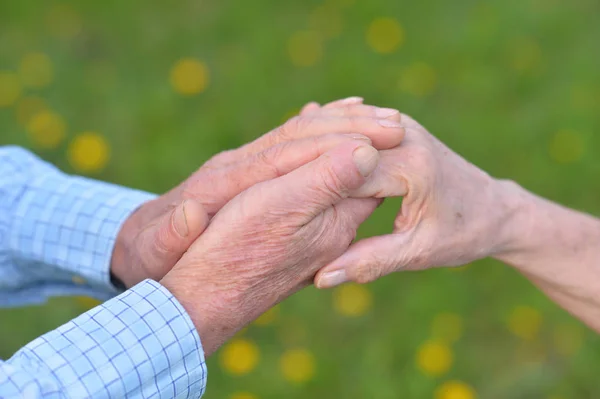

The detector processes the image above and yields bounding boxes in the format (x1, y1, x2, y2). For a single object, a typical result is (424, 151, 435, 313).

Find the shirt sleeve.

(0, 279, 207, 398)
(0, 146, 157, 306)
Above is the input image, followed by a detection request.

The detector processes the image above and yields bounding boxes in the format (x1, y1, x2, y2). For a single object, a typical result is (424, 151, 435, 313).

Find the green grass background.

(1, 0, 600, 397)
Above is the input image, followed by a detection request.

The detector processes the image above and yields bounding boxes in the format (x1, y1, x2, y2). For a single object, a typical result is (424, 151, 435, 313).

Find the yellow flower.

(26, 110, 66, 149)
(333, 284, 373, 317)
(230, 392, 258, 399)
(431, 313, 464, 343)
(19, 53, 54, 89)
(0, 71, 21, 108)
(170, 58, 210, 96)
(219, 338, 260, 375)
(399, 62, 437, 97)
(548, 129, 585, 164)
(416, 340, 453, 376)
(15, 96, 47, 126)
(507, 305, 542, 341)
(280, 348, 316, 383)
(254, 305, 280, 326)
(287, 31, 323, 67)
(68, 132, 110, 173)
(366, 17, 404, 54)
(435, 380, 477, 399)
(76, 296, 102, 310)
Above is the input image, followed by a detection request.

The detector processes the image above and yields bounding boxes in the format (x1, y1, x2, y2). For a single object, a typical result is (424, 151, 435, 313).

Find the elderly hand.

(161, 140, 381, 355)
(110, 98, 405, 288)
(315, 114, 520, 288)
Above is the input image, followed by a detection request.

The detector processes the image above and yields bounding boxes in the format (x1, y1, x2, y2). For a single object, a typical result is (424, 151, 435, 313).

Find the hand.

(315, 114, 520, 288)
(111, 98, 406, 288)
(161, 141, 381, 355)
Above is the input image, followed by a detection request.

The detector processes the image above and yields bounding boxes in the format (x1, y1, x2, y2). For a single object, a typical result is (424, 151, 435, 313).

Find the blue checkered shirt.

(0, 146, 207, 398)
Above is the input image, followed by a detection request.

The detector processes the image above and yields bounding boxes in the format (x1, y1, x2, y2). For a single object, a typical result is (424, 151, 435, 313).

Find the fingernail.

(340, 96, 364, 105)
(375, 107, 399, 118)
(377, 119, 402, 128)
(353, 145, 380, 177)
(173, 200, 189, 237)
(348, 134, 372, 143)
(317, 270, 348, 288)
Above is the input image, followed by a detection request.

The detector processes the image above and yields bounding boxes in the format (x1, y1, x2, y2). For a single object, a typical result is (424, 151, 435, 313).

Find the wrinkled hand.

(161, 141, 381, 355)
(315, 115, 518, 288)
(111, 98, 405, 288)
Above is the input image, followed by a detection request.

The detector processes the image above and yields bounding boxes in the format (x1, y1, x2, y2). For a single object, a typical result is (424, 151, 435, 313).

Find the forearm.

(493, 180, 600, 331)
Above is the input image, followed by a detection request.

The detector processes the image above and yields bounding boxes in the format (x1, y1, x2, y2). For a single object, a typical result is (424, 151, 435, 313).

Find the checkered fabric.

(0, 147, 207, 398)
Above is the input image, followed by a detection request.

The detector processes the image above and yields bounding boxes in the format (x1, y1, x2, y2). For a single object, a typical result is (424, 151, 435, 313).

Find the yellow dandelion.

(19, 53, 54, 89)
(230, 393, 257, 399)
(254, 305, 280, 326)
(399, 62, 438, 97)
(507, 305, 542, 341)
(280, 348, 316, 383)
(508, 36, 542, 73)
(169, 58, 210, 96)
(366, 17, 404, 54)
(15, 96, 47, 126)
(553, 322, 584, 356)
(432, 313, 464, 344)
(68, 132, 110, 173)
(219, 338, 260, 375)
(287, 31, 323, 68)
(333, 284, 373, 317)
(0, 71, 21, 108)
(416, 340, 453, 377)
(46, 4, 82, 39)
(548, 129, 585, 164)
(309, 5, 343, 39)
(435, 380, 477, 399)
(76, 296, 101, 310)
(26, 110, 66, 149)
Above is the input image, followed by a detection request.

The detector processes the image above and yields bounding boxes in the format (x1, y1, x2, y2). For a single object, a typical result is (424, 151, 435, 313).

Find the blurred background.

(1, 0, 599, 398)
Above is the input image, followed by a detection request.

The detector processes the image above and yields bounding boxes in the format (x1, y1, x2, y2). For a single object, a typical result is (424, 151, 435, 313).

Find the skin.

(314, 114, 600, 336)
(110, 97, 405, 287)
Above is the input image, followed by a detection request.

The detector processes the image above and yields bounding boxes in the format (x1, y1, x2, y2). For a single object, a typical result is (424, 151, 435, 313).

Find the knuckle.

(255, 146, 283, 178)
(317, 164, 347, 200)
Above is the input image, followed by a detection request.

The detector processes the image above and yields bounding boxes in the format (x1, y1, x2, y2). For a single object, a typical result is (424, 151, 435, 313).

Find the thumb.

(315, 234, 409, 288)
(262, 141, 380, 222)
(137, 199, 209, 279)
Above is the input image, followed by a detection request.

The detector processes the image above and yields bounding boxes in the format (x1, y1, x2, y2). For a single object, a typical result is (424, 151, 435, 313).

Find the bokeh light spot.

(230, 392, 258, 399)
(220, 338, 260, 375)
(333, 284, 373, 317)
(287, 31, 323, 67)
(169, 58, 210, 96)
(15, 96, 47, 126)
(280, 348, 316, 383)
(76, 296, 101, 310)
(553, 322, 584, 356)
(254, 304, 280, 326)
(366, 17, 404, 54)
(26, 110, 66, 149)
(435, 380, 477, 399)
(431, 313, 464, 343)
(416, 340, 453, 376)
(19, 53, 54, 89)
(399, 62, 437, 97)
(0, 71, 22, 108)
(507, 305, 542, 341)
(46, 4, 83, 39)
(68, 132, 110, 173)
(548, 129, 585, 164)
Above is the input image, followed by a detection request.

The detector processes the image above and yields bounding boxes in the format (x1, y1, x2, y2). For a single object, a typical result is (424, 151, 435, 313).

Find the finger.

(313, 104, 402, 121)
(350, 149, 410, 199)
(186, 133, 373, 216)
(299, 101, 321, 116)
(322, 96, 364, 108)
(259, 141, 380, 222)
(137, 199, 209, 279)
(315, 234, 407, 288)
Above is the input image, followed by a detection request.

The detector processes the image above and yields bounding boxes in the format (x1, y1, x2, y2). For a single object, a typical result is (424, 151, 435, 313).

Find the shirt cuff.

(8, 159, 156, 300)
(3, 279, 207, 398)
